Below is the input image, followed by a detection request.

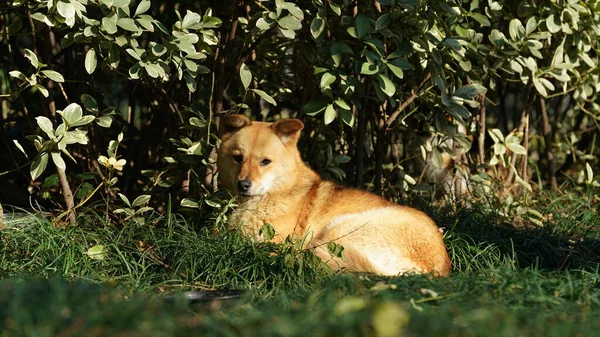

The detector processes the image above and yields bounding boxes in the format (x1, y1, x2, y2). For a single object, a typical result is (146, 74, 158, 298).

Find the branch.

(385, 73, 432, 129)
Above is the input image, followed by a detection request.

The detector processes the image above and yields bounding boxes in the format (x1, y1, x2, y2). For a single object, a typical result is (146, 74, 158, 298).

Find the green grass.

(0, 188, 599, 336)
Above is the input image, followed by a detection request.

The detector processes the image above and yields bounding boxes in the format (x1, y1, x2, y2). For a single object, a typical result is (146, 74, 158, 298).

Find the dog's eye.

(260, 158, 272, 166)
(233, 155, 243, 163)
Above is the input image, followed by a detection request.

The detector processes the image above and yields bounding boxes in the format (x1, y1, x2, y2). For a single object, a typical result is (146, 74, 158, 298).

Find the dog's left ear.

(272, 119, 304, 145)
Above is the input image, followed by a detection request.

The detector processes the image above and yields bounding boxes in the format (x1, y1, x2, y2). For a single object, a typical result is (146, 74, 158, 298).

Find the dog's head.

(217, 114, 304, 197)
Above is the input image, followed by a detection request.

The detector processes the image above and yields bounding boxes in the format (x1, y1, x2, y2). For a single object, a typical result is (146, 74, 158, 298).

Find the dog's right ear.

(272, 119, 304, 145)
(220, 114, 251, 140)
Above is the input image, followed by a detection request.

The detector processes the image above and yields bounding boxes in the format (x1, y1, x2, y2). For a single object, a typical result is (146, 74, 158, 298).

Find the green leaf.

(116, 18, 139, 31)
(251, 89, 277, 106)
(9, 70, 27, 81)
(81, 94, 98, 113)
(57, 0, 75, 19)
(129, 63, 142, 79)
(184, 73, 197, 92)
(320, 72, 336, 88)
(282, 2, 304, 20)
(340, 109, 354, 126)
(489, 29, 507, 47)
(398, 0, 419, 10)
(112, 0, 131, 8)
(375, 13, 392, 30)
(23, 49, 39, 69)
(126, 48, 142, 61)
(324, 104, 336, 125)
(331, 41, 353, 55)
(30, 12, 54, 27)
(41, 70, 64, 82)
(96, 116, 113, 128)
(310, 15, 325, 39)
(360, 62, 379, 75)
(279, 28, 296, 39)
(51, 152, 66, 171)
(586, 163, 594, 183)
(36, 116, 54, 138)
(197, 65, 210, 74)
(33, 84, 49, 97)
(507, 142, 527, 155)
(303, 98, 328, 116)
(387, 63, 404, 79)
(180, 198, 200, 208)
(134, 0, 150, 16)
(509, 18, 525, 40)
(136, 16, 154, 31)
(118, 193, 131, 207)
(31, 152, 49, 181)
(70, 115, 95, 127)
(132, 194, 151, 207)
(278, 15, 302, 31)
(151, 44, 167, 57)
(532, 77, 548, 97)
(327, 241, 344, 258)
(377, 74, 396, 97)
(13, 139, 28, 159)
(259, 223, 275, 240)
(256, 17, 272, 30)
(99, 0, 114, 8)
(240, 63, 252, 90)
(388, 57, 413, 70)
(470, 13, 490, 27)
(525, 17, 537, 35)
(488, 128, 504, 143)
(334, 99, 351, 110)
(184, 59, 198, 72)
(189, 117, 205, 128)
(454, 84, 486, 100)
(355, 14, 372, 38)
(328, 2, 342, 16)
(61, 103, 83, 125)
(102, 16, 118, 34)
(181, 10, 202, 29)
(204, 199, 221, 208)
(144, 63, 162, 78)
(546, 14, 561, 34)
(86, 245, 106, 261)
(85, 48, 97, 74)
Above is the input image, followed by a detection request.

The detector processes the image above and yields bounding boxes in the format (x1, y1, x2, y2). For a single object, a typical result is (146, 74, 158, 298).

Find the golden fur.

(217, 114, 452, 276)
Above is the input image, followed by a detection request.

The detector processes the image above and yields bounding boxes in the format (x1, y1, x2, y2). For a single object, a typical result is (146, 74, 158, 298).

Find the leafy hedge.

(0, 0, 599, 220)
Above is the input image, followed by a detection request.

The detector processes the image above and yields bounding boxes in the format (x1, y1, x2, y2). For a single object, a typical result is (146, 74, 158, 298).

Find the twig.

(385, 73, 432, 129)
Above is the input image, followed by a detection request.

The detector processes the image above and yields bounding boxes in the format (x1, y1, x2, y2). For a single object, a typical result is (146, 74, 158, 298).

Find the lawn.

(0, 189, 599, 336)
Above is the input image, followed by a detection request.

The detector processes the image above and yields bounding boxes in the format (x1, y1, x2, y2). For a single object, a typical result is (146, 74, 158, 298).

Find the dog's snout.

(237, 180, 252, 193)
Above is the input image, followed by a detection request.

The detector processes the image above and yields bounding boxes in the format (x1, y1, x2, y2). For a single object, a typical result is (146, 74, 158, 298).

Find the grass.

(0, 187, 599, 336)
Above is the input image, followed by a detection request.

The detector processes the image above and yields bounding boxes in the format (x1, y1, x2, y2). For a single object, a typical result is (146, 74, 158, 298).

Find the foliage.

(0, 0, 599, 218)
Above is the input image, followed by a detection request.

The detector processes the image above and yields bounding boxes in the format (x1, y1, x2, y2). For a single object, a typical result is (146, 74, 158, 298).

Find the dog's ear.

(272, 119, 304, 145)
(220, 114, 251, 139)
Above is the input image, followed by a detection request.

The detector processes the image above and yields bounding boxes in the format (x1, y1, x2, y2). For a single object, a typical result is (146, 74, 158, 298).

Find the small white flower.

(98, 155, 126, 171)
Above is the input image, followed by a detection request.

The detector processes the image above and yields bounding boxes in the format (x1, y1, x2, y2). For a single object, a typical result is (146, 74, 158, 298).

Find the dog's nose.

(237, 180, 252, 193)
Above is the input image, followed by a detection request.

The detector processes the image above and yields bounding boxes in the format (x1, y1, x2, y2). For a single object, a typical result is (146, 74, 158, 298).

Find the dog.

(217, 114, 452, 276)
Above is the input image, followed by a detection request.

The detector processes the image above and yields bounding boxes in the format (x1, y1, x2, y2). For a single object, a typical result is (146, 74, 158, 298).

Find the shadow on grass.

(434, 204, 600, 273)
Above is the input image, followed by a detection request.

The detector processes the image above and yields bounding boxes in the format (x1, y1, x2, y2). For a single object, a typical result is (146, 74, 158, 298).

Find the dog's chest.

(233, 197, 307, 239)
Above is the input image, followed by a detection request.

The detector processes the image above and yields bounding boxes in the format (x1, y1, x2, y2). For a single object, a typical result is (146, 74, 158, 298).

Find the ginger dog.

(217, 114, 451, 276)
